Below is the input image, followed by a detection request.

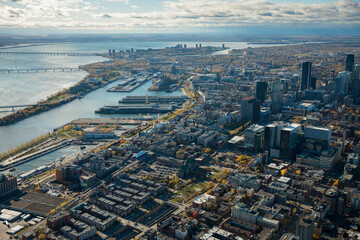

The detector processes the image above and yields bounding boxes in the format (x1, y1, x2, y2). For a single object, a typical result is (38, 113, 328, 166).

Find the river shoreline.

(0, 62, 121, 127)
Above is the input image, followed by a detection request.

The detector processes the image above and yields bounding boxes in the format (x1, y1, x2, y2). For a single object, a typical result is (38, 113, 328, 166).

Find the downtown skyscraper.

(301, 61, 316, 90)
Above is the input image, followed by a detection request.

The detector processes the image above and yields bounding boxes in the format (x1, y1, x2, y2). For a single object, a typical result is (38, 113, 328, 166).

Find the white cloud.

(106, 0, 129, 3)
(0, 0, 359, 31)
(130, 5, 139, 9)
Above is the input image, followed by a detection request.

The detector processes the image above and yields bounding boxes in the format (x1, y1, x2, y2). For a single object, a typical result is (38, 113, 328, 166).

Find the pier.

(119, 95, 189, 104)
(54, 117, 157, 131)
(107, 76, 152, 92)
(95, 104, 177, 114)
(0, 51, 96, 56)
(70, 118, 145, 126)
(0, 67, 84, 74)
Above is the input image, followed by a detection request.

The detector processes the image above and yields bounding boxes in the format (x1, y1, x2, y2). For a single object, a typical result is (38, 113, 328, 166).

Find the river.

(0, 41, 296, 153)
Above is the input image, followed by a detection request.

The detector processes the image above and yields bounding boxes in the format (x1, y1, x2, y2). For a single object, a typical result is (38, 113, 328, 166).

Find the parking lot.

(3, 191, 67, 215)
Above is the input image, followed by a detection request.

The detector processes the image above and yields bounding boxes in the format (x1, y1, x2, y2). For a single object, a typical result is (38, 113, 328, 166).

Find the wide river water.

(0, 41, 294, 153)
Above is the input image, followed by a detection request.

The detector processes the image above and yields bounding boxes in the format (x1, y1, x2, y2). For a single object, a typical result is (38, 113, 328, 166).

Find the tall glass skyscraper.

(301, 61, 313, 90)
(256, 80, 267, 103)
(346, 54, 355, 73)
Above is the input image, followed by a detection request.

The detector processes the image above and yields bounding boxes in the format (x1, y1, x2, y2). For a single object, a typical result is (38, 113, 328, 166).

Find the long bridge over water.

(0, 104, 44, 112)
(0, 67, 85, 73)
(0, 51, 98, 56)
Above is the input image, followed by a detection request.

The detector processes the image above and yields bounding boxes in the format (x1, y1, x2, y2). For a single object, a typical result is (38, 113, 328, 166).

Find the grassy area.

(55, 127, 83, 139)
(47, 93, 69, 103)
(211, 169, 230, 182)
(182, 183, 205, 195)
(172, 182, 207, 203)
(55, 123, 120, 139)
(212, 170, 223, 179)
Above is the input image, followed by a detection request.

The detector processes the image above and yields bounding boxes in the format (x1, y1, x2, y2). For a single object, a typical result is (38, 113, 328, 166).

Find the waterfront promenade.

(0, 139, 71, 170)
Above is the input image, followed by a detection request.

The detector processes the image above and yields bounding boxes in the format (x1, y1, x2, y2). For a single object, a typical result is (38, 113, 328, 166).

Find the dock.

(95, 104, 177, 114)
(70, 118, 145, 125)
(107, 76, 153, 92)
(119, 95, 189, 104)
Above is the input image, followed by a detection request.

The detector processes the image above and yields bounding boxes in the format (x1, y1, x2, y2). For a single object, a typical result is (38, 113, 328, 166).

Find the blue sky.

(0, 0, 359, 34)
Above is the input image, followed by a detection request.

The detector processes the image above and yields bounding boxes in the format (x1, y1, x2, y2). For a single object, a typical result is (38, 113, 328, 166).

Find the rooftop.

(193, 193, 216, 205)
(247, 124, 265, 133)
(228, 136, 244, 144)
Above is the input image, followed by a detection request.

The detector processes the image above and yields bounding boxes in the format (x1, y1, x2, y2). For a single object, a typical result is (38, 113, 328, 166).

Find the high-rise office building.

(296, 215, 314, 240)
(245, 124, 265, 153)
(351, 64, 360, 98)
(310, 75, 316, 90)
(265, 122, 301, 150)
(272, 79, 282, 93)
(355, 64, 360, 80)
(256, 81, 267, 103)
(346, 54, 355, 95)
(346, 54, 355, 73)
(301, 62, 312, 90)
(304, 126, 332, 152)
(280, 124, 301, 152)
(241, 97, 260, 123)
(352, 79, 360, 98)
(333, 71, 351, 93)
(265, 122, 301, 159)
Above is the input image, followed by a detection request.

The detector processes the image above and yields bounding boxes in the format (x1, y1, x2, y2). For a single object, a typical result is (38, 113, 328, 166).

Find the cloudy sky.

(0, 0, 359, 34)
